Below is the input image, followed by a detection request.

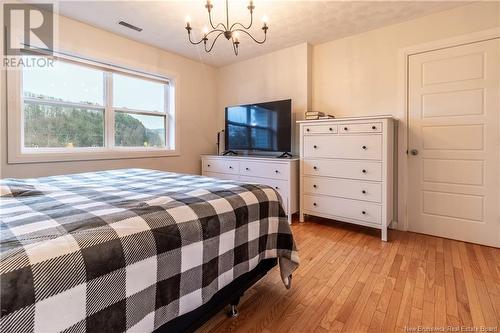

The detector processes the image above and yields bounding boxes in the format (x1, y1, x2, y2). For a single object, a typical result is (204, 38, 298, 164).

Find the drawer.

(304, 135, 382, 160)
(203, 171, 240, 181)
(303, 195, 382, 224)
(303, 176, 382, 203)
(303, 159, 382, 181)
(240, 161, 288, 180)
(202, 159, 239, 175)
(339, 122, 382, 134)
(303, 124, 337, 135)
(239, 176, 288, 212)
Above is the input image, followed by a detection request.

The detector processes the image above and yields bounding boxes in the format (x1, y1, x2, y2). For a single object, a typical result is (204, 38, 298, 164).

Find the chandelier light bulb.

(185, 16, 191, 25)
(262, 15, 268, 24)
(203, 26, 209, 35)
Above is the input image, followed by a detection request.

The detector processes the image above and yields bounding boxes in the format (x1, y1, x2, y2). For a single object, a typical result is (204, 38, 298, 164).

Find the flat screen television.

(225, 99, 291, 154)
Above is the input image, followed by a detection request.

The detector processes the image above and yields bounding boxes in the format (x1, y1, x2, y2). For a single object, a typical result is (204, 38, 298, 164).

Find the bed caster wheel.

(227, 304, 239, 318)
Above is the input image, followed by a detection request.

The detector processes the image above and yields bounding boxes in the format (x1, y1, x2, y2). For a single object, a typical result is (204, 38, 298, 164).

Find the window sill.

(7, 148, 180, 164)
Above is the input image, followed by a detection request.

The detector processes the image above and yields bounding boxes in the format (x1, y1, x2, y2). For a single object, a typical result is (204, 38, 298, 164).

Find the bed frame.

(155, 258, 278, 333)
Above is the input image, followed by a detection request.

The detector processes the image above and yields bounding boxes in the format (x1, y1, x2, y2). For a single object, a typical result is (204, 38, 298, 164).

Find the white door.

(408, 38, 500, 247)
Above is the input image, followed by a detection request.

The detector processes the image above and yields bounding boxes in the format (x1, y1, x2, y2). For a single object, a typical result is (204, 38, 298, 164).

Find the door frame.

(396, 27, 500, 232)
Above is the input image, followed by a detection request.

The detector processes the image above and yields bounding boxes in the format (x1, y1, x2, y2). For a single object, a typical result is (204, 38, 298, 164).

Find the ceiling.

(56, 0, 469, 67)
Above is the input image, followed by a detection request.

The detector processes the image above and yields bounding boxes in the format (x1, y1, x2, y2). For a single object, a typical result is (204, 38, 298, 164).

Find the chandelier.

(185, 0, 268, 56)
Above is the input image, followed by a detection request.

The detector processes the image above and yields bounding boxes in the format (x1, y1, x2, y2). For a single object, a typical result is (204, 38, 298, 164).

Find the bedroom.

(0, 1, 499, 332)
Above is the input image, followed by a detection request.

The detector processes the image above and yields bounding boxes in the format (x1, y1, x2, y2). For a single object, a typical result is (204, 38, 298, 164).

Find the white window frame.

(7, 51, 180, 164)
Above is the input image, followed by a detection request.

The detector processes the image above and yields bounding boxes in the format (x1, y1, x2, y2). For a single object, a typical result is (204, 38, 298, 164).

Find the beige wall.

(310, 2, 499, 227)
(216, 43, 311, 154)
(213, 2, 499, 229)
(216, 2, 499, 154)
(2, 2, 499, 178)
(1, 13, 219, 178)
(312, 2, 500, 119)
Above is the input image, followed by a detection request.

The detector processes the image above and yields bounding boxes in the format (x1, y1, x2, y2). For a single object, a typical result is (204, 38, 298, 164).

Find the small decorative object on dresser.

(202, 155, 299, 224)
(298, 116, 394, 241)
(304, 111, 335, 120)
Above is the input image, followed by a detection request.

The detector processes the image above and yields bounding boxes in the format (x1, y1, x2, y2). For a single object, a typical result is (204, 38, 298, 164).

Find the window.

(112, 74, 167, 148)
(9, 54, 176, 163)
(22, 58, 105, 149)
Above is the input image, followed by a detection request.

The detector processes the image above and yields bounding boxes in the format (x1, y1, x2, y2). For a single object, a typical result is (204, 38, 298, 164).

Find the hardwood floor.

(198, 216, 500, 333)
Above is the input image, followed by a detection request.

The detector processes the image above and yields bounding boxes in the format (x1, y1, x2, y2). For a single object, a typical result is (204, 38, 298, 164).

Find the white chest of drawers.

(298, 116, 394, 241)
(201, 155, 299, 224)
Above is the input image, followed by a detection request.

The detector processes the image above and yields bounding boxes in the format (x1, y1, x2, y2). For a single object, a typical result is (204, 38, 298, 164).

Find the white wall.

(1, 12, 219, 178)
(216, 43, 311, 154)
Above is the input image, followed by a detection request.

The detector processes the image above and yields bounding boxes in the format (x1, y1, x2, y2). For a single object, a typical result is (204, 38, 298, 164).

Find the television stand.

(277, 152, 292, 159)
(222, 150, 238, 156)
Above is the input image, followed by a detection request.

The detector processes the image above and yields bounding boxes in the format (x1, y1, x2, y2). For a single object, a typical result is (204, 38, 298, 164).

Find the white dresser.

(298, 116, 394, 241)
(201, 155, 299, 224)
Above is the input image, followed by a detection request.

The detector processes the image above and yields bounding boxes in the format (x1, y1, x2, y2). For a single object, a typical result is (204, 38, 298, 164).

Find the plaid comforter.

(0, 169, 298, 333)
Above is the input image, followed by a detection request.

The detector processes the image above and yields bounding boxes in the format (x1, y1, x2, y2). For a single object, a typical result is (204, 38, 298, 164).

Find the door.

(408, 38, 500, 247)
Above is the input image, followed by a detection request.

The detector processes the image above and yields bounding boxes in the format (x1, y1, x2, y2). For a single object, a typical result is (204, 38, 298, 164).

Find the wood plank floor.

(198, 216, 500, 333)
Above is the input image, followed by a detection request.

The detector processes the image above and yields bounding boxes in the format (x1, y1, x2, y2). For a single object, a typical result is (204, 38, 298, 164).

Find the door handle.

(410, 149, 419, 156)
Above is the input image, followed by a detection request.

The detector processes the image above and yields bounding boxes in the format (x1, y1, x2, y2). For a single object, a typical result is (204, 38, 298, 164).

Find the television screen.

(225, 99, 291, 153)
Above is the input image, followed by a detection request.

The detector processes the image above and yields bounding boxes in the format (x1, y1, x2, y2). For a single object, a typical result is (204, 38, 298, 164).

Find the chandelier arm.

(205, 32, 224, 53)
(229, 10, 253, 31)
(187, 33, 207, 45)
(232, 28, 267, 44)
(187, 28, 224, 46)
(205, 29, 225, 38)
(207, 9, 227, 31)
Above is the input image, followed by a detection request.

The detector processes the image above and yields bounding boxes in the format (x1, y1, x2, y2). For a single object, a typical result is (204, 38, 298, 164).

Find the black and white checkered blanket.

(0, 168, 298, 332)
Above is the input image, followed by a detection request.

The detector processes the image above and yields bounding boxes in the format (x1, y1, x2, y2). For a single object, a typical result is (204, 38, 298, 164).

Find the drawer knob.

(313, 145, 318, 149)
(362, 169, 367, 173)
(329, 127, 333, 131)
(313, 203, 317, 206)
(313, 184, 317, 188)
(313, 166, 318, 170)
(207, 164, 211, 167)
(362, 190, 366, 194)
(275, 186, 279, 190)
(229, 166, 233, 169)
(362, 145, 367, 150)
(344, 127, 348, 131)
(245, 167, 249, 171)
(372, 125, 377, 130)
(306, 128, 310, 132)
(362, 211, 366, 215)
(275, 170, 279, 173)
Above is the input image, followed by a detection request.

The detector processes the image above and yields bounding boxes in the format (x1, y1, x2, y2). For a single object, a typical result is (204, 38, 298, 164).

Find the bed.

(0, 168, 299, 333)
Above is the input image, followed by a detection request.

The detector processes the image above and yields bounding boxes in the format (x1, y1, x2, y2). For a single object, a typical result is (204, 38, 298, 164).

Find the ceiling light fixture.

(185, 0, 268, 56)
